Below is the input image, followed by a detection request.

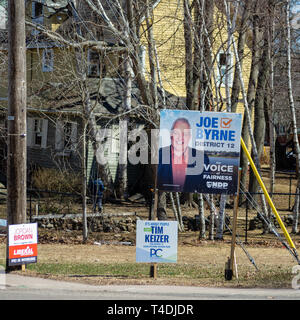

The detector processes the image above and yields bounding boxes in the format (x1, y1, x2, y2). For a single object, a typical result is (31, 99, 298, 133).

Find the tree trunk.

(293, 187, 300, 233)
(248, 29, 270, 231)
(175, 192, 184, 230)
(74, 48, 115, 195)
(285, 0, 300, 233)
(267, 6, 276, 225)
(81, 121, 88, 242)
(116, 54, 132, 200)
(145, 1, 158, 111)
(157, 191, 167, 220)
(197, 0, 214, 111)
(216, 194, 226, 240)
(230, 0, 251, 113)
(170, 192, 184, 231)
(183, 0, 194, 110)
(216, 1, 238, 240)
(239, 1, 262, 204)
(209, 194, 214, 240)
(198, 193, 206, 239)
(249, 40, 269, 197)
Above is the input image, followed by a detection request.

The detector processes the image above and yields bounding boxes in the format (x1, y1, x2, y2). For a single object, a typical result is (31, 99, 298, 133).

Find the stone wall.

(31, 213, 208, 233)
(32, 213, 139, 233)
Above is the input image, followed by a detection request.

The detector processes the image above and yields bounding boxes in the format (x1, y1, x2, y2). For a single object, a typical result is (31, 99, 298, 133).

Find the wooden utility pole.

(7, 0, 27, 230)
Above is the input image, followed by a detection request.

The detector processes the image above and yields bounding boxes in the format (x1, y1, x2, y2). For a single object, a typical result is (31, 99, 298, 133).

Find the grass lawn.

(0, 238, 298, 289)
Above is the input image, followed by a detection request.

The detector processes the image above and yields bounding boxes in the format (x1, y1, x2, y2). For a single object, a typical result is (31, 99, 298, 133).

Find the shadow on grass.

(68, 274, 132, 279)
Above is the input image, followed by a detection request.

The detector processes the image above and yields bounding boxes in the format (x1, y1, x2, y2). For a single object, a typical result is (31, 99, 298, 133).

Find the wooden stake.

(234, 251, 238, 279)
(150, 165, 158, 279)
(150, 190, 158, 279)
(229, 168, 242, 277)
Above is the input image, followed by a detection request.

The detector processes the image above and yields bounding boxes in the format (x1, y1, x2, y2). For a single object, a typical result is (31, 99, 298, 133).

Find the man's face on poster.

(170, 120, 191, 154)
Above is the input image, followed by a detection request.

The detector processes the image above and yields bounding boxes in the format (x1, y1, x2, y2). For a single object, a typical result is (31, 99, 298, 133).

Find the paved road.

(0, 274, 300, 300)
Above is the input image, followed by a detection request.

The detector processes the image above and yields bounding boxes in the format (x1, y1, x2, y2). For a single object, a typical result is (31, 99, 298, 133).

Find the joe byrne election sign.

(8, 223, 38, 266)
(136, 220, 178, 263)
(157, 109, 242, 194)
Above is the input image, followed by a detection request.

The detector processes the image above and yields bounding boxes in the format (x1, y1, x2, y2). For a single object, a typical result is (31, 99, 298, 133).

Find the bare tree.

(285, 0, 300, 233)
(239, 0, 263, 202)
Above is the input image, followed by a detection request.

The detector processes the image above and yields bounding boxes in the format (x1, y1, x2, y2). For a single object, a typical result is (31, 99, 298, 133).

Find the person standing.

(92, 178, 105, 213)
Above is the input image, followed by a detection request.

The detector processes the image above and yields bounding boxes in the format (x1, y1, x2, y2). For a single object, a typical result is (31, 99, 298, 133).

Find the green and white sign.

(136, 220, 178, 263)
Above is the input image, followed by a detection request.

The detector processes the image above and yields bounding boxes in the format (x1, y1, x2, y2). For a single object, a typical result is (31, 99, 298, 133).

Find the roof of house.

(26, 77, 186, 117)
(34, 0, 69, 12)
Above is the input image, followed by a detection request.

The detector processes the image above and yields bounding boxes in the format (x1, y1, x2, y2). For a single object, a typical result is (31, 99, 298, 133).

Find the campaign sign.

(157, 109, 242, 195)
(136, 220, 178, 263)
(8, 223, 38, 266)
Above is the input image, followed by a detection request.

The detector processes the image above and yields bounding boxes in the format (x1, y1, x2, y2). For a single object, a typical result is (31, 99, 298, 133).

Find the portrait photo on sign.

(157, 109, 242, 195)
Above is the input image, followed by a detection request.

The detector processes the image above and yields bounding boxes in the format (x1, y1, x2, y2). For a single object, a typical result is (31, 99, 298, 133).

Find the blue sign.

(0, 219, 6, 227)
(136, 220, 178, 263)
(157, 109, 242, 194)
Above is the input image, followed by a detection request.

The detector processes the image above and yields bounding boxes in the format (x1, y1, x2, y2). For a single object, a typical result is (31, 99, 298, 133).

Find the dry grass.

(0, 167, 299, 288)
(0, 232, 299, 288)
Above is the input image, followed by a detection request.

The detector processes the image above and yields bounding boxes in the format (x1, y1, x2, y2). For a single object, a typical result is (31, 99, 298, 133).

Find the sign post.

(225, 168, 242, 280)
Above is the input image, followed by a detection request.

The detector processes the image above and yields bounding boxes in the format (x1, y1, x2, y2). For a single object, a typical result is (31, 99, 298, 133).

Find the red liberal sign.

(8, 223, 38, 266)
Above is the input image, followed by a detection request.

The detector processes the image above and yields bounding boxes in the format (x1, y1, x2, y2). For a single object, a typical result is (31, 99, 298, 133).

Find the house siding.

(27, 115, 82, 175)
(142, 0, 252, 115)
(86, 122, 141, 189)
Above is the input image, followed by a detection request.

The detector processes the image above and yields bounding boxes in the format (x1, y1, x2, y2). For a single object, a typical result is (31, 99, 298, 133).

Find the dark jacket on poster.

(157, 146, 209, 193)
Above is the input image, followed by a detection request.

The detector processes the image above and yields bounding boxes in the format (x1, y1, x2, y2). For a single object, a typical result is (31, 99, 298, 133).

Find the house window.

(33, 2, 43, 18)
(32, 1, 44, 25)
(139, 45, 146, 75)
(33, 119, 43, 146)
(27, 117, 48, 148)
(55, 120, 78, 152)
(88, 49, 103, 77)
(42, 49, 54, 72)
(63, 122, 73, 149)
(217, 51, 233, 87)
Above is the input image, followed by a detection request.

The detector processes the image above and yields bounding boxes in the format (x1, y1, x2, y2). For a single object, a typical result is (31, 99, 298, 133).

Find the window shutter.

(71, 122, 78, 150)
(139, 45, 146, 75)
(27, 117, 34, 147)
(55, 120, 64, 150)
(41, 119, 48, 149)
(217, 52, 233, 87)
(111, 125, 119, 154)
(42, 49, 54, 72)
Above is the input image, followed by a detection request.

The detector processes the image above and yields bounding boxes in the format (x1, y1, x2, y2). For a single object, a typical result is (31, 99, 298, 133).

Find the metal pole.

(241, 138, 297, 250)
